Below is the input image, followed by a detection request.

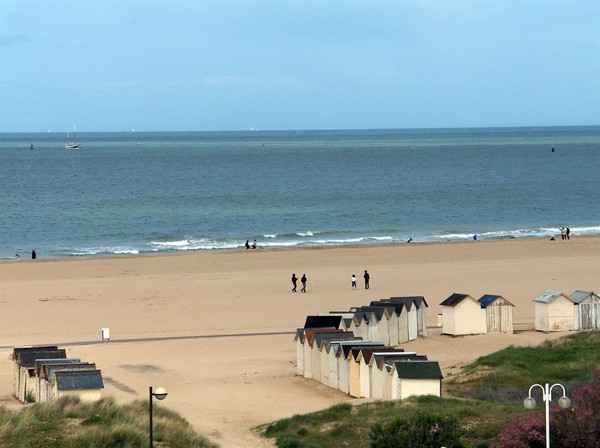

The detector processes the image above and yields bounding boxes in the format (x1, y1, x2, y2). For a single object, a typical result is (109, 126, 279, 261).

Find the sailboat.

(65, 126, 79, 149)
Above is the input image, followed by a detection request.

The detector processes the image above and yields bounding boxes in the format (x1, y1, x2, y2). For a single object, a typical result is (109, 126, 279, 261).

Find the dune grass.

(0, 396, 218, 448)
(258, 331, 600, 448)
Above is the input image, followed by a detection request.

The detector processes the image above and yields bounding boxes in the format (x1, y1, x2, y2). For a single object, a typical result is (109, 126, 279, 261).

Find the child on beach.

(351, 274, 357, 289)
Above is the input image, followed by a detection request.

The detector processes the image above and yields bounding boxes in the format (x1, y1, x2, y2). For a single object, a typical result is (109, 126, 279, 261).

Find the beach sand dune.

(1, 237, 598, 446)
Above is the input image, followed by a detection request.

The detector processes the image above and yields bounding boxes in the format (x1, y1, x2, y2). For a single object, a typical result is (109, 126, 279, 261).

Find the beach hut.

(533, 291, 577, 332)
(325, 337, 363, 389)
(35, 359, 82, 403)
(336, 342, 384, 394)
(439, 293, 486, 336)
(354, 348, 406, 398)
(388, 296, 429, 337)
(12, 346, 58, 401)
(378, 354, 427, 400)
(294, 327, 333, 376)
(386, 297, 420, 340)
(370, 301, 402, 345)
(478, 294, 515, 333)
(388, 361, 443, 400)
(351, 306, 394, 346)
(313, 332, 355, 384)
(571, 290, 600, 330)
(13, 347, 66, 403)
(51, 370, 104, 402)
(303, 329, 343, 378)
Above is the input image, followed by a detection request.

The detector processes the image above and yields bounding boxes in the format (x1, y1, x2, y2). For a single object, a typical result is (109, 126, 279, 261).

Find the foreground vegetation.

(259, 331, 600, 448)
(0, 396, 218, 448)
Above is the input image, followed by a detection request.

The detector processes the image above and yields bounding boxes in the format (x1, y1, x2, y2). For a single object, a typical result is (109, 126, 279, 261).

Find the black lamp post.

(149, 386, 168, 448)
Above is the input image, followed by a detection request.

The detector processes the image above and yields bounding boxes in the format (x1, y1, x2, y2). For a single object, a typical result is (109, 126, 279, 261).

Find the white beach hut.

(440, 293, 487, 336)
(478, 294, 515, 334)
(571, 290, 600, 330)
(533, 291, 577, 332)
(388, 361, 443, 400)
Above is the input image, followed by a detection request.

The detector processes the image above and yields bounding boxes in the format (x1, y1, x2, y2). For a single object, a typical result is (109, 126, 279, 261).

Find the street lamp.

(149, 386, 168, 448)
(523, 383, 571, 448)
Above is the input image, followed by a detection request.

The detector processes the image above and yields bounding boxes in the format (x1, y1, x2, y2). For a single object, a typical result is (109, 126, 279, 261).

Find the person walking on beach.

(31, 250, 36, 260)
(252, 239, 257, 249)
(300, 274, 307, 293)
(566, 227, 571, 240)
(363, 270, 370, 289)
(291, 273, 298, 292)
(351, 274, 357, 289)
(245, 240, 250, 249)
(560, 227, 566, 240)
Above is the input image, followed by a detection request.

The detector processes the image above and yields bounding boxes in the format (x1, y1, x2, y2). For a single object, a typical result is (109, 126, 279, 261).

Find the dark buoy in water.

(551, 146, 555, 153)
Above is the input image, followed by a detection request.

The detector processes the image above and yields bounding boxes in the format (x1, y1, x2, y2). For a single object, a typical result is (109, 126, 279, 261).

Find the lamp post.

(523, 383, 571, 448)
(149, 386, 168, 448)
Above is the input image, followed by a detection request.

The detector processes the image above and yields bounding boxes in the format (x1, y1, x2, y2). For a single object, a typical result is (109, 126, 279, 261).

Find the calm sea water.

(0, 127, 599, 259)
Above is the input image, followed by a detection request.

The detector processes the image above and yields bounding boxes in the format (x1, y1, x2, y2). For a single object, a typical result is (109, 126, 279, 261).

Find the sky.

(0, 0, 599, 132)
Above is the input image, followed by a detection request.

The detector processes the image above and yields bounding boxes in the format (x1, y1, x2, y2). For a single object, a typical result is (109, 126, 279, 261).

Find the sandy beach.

(1, 236, 599, 447)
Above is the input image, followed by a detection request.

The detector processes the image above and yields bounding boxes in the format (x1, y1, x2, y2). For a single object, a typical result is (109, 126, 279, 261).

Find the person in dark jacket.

(291, 273, 298, 292)
(31, 250, 36, 260)
(363, 270, 370, 289)
(301, 274, 307, 293)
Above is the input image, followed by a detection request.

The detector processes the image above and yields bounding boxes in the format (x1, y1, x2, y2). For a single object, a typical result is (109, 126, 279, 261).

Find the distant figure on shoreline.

(566, 227, 571, 240)
(31, 250, 36, 260)
(245, 240, 250, 249)
(406, 238, 413, 243)
(560, 227, 566, 240)
(363, 270, 370, 289)
(301, 274, 307, 293)
(252, 240, 257, 249)
(15, 253, 20, 260)
(552, 145, 555, 153)
(351, 274, 357, 289)
(473, 234, 477, 241)
(291, 273, 298, 292)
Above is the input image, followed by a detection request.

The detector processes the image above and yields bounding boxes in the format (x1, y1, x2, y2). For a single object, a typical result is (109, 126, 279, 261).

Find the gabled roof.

(375, 353, 421, 369)
(294, 327, 335, 343)
(304, 315, 342, 329)
(55, 370, 104, 390)
(12, 346, 58, 360)
(388, 296, 428, 309)
(357, 347, 404, 364)
(305, 329, 343, 346)
(325, 337, 363, 353)
(357, 306, 392, 320)
(440, 293, 477, 307)
(339, 342, 385, 359)
(478, 294, 515, 308)
(314, 332, 355, 350)
(343, 318, 353, 329)
(18, 349, 66, 368)
(570, 290, 600, 303)
(394, 361, 443, 380)
(46, 363, 96, 381)
(35, 358, 81, 376)
(371, 301, 405, 315)
(533, 290, 574, 304)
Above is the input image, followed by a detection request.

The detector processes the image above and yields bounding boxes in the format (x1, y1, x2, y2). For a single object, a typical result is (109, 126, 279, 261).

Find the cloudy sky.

(1, 0, 598, 132)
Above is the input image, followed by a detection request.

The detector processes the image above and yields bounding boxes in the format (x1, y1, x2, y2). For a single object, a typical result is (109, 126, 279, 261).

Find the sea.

(0, 126, 599, 260)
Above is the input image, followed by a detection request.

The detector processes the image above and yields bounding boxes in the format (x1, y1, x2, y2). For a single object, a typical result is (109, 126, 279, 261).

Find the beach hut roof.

(305, 329, 343, 346)
(55, 370, 104, 391)
(570, 290, 600, 303)
(314, 331, 355, 349)
(47, 363, 97, 381)
(394, 361, 443, 380)
(357, 347, 404, 364)
(325, 337, 363, 353)
(343, 317, 353, 328)
(533, 290, 574, 304)
(340, 342, 385, 359)
(370, 300, 405, 315)
(478, 294, 515, 308)
(35, 358, 81, 376)
(359, 306, 393, 319)
(388, 296, 428, 309)
(304, 315, 342, 329)
(12, 346, 59, 361)
(440, 293, 477, 307)
(18, 349, 66, 368)
(379, 354, 424, 370)
(294, 327, 335, 343)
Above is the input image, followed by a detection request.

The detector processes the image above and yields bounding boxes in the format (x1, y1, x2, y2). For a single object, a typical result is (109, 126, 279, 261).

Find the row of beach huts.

(11, 345, 104, 404)
(441, 290, 600, 335)
(295, 291, 600, 400)
(295, 297, 444, 400)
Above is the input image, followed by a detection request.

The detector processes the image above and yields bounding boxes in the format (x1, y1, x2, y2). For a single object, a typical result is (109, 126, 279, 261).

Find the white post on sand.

(101, 328, 110, 341)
